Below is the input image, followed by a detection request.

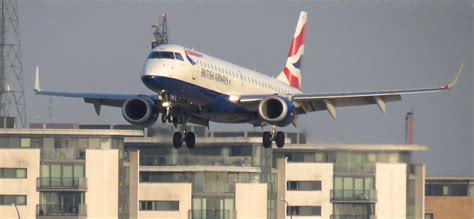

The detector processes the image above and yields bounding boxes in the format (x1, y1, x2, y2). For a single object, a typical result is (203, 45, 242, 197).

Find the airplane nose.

(142, 60, 164, 76)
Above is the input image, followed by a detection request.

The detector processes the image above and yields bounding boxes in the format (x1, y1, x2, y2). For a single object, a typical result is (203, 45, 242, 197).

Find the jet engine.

(258, 96, 295, 127)
(122, 95, 159, 126)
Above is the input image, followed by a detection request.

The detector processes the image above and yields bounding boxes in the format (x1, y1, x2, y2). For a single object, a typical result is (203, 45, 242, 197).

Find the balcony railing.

(37, 204, 86, 216)
(193, 182, 235, 194)
(37, 177, 87, 190)
(330, 215, 376, 219)
(331, 190, 377, 202)
(189, 210, 235, 219)
(140, 155, 254, 167)
(41, 148, 86, 160)
(334, 164, 375, 173)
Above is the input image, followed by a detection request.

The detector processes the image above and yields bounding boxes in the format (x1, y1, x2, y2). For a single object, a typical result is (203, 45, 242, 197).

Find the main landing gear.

(262, 125, 285, 148)
(172, 129, 195, 149)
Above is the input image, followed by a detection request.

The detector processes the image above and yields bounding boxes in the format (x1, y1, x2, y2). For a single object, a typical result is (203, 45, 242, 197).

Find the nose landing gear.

(262, 125, 285, 148)
(160, 92, 173, 123)
(160, 91, 196, 149)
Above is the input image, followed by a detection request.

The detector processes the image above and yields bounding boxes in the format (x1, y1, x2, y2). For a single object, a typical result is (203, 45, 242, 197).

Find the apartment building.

(0, 128, 143, 219)
(0, 125, 427, 219)
(425, 176, 474, 219)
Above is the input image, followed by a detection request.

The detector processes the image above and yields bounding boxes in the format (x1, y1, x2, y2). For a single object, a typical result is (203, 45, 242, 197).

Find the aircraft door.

(192, 63, 199, 80)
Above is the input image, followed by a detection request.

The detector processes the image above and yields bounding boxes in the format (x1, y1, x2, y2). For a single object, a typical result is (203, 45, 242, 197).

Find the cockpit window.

(175, 53, 184, 61)
(148, 51, 175, 59)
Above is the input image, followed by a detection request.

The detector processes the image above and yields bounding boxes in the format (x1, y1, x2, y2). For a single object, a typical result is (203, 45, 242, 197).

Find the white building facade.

(0, 126, 425, 219)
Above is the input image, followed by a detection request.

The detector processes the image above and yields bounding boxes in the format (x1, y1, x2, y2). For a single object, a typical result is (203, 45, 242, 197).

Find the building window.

(0, 137, 20, 148)
(0, 168, 27, 178)
(139, 200, 179, 211)
(230, 146, 252, 156)
(426, 184, 468, 196)
(425, 213, 434, 219)
(287, 181, 321, 191)
(0, 195, 27, 205)
(287, 206, 321, 216)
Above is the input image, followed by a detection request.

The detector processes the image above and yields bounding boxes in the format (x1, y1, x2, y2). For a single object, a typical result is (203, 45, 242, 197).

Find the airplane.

(34, 11, 464, 149)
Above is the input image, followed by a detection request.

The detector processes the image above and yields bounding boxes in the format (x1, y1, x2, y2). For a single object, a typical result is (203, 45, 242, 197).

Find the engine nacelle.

(258, 96, 295, 127)
(121, 95, 158, 127)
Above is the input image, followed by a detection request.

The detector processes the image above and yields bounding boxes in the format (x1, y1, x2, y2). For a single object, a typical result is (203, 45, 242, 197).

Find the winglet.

(34, 65, 41, 93)
(442, 62, 464, 90)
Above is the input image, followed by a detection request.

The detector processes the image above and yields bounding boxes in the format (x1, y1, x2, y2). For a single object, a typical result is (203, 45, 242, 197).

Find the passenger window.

(174, 53, 184, 61)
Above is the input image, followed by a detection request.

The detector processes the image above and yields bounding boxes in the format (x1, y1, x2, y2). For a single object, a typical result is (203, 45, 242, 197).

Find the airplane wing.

(33, 66, 152, 115)
(237, 63, 464, 119)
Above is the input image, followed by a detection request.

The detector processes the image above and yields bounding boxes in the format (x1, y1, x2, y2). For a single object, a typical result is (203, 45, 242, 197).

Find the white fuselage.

(142, 44, 301, 103)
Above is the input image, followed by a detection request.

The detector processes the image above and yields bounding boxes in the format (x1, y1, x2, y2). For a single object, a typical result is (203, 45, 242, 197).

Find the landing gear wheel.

(161, 114, 167, 123)
(185, 132, 196, 149)
(172, 132, 182, 149)
(262, 132, 272, 148)
(275, 131, 285, 148)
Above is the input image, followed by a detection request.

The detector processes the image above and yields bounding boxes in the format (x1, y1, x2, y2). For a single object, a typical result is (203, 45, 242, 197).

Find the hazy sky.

(18, 0, 472, 176)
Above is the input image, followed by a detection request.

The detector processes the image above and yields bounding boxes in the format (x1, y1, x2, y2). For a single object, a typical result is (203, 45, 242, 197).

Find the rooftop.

(0, 125, 427, 152)
(125, 136, 264, 145)
(275, 143, 428, 152)
(125, 136, 427, 152)
(0, 128, 144, 137)
(426, 176, 474, 181)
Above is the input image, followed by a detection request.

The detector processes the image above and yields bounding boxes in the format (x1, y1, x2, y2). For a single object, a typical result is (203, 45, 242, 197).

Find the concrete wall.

(285, 162, 333, 219)
(376, 163, 407, 219)
(138, 183, 192, 219)
(235, 183, 267, 219)
(128, 149, 139, 219)
(85, 149, 119, 219)
(0, 149, 40, 219)
(413, 164, 425, 219)
(425, 197, 474, 219)
(276, 158, 287, 219)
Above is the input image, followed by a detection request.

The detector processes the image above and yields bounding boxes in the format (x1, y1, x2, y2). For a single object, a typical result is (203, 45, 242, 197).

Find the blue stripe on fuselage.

(141, 75, 242, 114)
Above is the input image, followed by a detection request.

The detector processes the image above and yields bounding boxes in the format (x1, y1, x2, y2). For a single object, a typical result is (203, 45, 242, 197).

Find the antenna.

(151, 13, 169, 49)
(0, 0, 27, 128)
(48, 97, 53, 123)
(405, 108, 414, 144)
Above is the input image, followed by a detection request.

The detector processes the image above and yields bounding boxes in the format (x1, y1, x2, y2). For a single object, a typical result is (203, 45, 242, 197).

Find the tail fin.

(276, 11, 307, 90)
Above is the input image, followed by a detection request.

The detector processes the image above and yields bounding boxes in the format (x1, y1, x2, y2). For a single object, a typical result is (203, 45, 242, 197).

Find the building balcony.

(330, 215, 377, 219)
(37, 204, 86, 216)
(188, 210, 235, 219)
(330, 190, 377, 203)
(37, 177, 87, 191)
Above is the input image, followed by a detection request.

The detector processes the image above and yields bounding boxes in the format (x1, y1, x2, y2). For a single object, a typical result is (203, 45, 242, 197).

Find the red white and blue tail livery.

(34, 11, 464, 149)
(276, 11, 307, 90)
